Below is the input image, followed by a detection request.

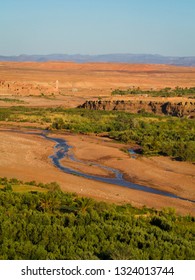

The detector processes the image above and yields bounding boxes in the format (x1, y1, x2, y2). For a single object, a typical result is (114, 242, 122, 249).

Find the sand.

(1, 62, 195, 109)
(0, 128, 194, 216)
(0, 61, 195, 215)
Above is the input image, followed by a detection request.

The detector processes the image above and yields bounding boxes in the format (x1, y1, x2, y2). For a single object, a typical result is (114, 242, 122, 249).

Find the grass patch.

(0, 98, 25, 104)
(0, 184, 47, 193)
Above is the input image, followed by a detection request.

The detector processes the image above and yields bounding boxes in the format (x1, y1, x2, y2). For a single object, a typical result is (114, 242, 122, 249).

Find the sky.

(0, 0, 195, 56)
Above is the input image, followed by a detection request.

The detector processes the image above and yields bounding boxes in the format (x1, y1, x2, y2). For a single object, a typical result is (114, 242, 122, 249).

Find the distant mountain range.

(0, 53, 195, 66)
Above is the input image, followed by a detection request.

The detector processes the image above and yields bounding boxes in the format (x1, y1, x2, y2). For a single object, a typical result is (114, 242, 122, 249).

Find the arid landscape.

(1, 61, 195, 101)
(0, 128, 194, 216)
(0, 61, 195, 216)
(1, 0, 195, 264)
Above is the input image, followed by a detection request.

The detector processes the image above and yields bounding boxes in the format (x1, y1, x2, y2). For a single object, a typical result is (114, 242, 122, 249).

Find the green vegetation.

(109, 116, 195, 161)
(111, 86, 195, 97)
(0, 177, 194, 260)
(50, 109, 195, 162)
(0, 177, 59, 193)
(0, 107, 195, 161)
(0, 98, 25, 103)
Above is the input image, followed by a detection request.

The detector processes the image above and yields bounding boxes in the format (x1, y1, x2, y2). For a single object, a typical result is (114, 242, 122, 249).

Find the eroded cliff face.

(79, 100, 195, 118)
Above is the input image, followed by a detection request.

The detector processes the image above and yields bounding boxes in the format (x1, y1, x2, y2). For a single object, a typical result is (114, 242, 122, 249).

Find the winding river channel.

(2, 129, 195, 203)
(42, 133, 195, 203)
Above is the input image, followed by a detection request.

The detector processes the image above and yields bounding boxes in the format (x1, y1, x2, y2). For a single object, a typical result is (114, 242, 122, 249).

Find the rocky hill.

(1, 53, 195, 66)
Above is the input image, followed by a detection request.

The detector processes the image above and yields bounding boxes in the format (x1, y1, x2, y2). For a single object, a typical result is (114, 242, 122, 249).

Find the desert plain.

(0, 61, 195, 215)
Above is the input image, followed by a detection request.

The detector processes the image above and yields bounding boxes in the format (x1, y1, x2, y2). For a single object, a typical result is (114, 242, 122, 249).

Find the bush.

(150, 216, 172, 231)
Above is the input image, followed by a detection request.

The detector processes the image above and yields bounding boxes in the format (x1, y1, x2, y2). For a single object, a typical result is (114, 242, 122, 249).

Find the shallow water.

(1, 129, 194, 203)
(43, 134, 195, 203)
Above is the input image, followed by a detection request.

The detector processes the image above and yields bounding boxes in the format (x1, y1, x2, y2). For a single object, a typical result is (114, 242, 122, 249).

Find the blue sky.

(0, 0, 195, 56)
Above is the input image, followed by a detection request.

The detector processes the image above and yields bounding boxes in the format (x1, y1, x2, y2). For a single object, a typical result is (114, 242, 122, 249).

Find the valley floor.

(0, 128, 194, 216)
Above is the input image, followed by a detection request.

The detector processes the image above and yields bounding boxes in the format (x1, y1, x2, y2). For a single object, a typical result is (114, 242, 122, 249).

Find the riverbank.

(61, 133, 195, 200)
(0, 128, 194, 215)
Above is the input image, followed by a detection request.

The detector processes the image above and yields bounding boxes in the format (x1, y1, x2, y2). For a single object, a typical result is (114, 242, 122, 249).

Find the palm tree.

(76, 197, 94, 214)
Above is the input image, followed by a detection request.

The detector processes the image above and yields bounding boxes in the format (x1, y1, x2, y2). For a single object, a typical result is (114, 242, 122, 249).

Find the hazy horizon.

(1, 52, 195, 58)
(1, 0, 195, 56)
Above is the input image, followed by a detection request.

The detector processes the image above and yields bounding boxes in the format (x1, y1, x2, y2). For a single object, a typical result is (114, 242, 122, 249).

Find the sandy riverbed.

(0, 128, 194, 215)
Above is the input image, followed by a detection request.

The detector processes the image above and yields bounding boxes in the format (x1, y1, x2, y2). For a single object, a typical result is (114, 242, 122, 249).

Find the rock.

(78, 100, 195, 118)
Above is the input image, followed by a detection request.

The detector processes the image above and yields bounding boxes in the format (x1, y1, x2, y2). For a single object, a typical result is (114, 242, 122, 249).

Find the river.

(43, 133, 195, 203)
(1, 129, 194, 203)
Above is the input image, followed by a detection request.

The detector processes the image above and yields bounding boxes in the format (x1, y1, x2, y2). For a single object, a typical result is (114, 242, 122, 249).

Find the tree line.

(0, 178, 194, 260)
(111, 86, 195, 97)
(51, 109, 195, 162)
(0, 107, 194, 161)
